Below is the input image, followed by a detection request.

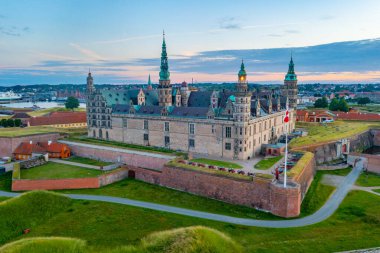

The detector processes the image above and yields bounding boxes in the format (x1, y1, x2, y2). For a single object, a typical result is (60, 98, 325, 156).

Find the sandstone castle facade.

(86, 34, 297, 160)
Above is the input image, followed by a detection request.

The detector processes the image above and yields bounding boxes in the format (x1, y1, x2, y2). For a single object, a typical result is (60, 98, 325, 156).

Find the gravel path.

(0, 160, 365, 228)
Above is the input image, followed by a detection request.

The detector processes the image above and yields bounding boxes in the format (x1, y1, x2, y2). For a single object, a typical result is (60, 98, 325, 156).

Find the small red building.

(13, 141, 71, 160)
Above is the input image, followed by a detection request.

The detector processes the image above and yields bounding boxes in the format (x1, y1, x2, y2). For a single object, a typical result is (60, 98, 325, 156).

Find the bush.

(6, 119, 15, 127)
(0, 118, 7, 127)
(12, 163, 20, 180)
(112, 226, 242, 253)
(0, 237, 86, 253)
(0, 191, 72, 244)
(14, 119, 22, 127)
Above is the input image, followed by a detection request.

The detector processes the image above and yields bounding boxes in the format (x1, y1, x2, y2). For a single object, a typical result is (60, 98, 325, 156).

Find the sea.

(0, 102, 86, 109)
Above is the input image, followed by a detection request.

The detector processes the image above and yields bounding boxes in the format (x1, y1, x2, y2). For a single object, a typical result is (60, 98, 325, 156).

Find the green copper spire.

(148, 74, 151, 85)
(159, 31, 170, 81)
(238, 59, 247, 77)
(285, 54, 297, 81)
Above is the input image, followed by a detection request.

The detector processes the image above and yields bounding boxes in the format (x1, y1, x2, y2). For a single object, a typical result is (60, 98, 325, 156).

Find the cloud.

(0, 25, 31, 37)
(267, 34, 283, 37)
(69, 43, 105, 60)
(285, 29, 300, 34)
(218, 17, 241, 30)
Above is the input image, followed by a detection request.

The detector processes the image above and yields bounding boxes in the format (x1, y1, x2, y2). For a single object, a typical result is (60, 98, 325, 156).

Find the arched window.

(99, 129, 103, 139)
(106, 131, 109, 140)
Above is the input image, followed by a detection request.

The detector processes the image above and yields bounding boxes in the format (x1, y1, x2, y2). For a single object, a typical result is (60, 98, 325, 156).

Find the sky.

(1, 0, 380, 85)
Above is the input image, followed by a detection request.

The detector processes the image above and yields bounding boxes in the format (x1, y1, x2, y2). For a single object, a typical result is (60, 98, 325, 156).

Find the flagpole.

(284, 103, 289, 188)
(284, 121, 288, 188)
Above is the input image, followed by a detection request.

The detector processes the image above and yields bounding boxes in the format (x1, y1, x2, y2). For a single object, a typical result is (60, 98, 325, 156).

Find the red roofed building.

(13, 141, 71, 160)
(26, 111, 87, 128)
(334, 111, 380, 121)
(296, 110, 335, 122)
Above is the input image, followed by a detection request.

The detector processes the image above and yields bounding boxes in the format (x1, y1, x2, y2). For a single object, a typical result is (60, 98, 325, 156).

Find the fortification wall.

(12, 167, 129, 191)
(128, 165, 306, 217)
(66, 143, 170, 170)
(290, 155, 316, 199)
(0, 133, 60, 157)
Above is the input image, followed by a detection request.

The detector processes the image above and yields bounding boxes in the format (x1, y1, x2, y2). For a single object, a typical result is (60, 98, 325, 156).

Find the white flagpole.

(284, 104, 289, 188)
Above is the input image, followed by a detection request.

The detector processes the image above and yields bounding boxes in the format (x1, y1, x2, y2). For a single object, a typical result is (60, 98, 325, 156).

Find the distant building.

(86, 33, 297, 160)
(296, 110, 335, 122)
(26, 111, 87, 128)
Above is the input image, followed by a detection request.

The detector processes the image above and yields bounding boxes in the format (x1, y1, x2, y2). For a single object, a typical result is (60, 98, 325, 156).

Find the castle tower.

(86, 70, 95, 94)
(284, 55, 298, 108)
(233, 60, 251, 122)
(233, 60, 252, 160)
(158, 31, 172, 107)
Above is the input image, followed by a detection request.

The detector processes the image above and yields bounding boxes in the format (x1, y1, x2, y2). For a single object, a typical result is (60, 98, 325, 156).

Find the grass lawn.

(59, 178, 278, 220)
(20, 162, 103, 180)
(0, 172, 12, 191)
(65, 156, 112, 167)
(10, 190, 380, 253)
(66, 136, 184, 156)
(254, 156, 283, 170)
(300, 171, 335, 217)
(356, 171, 380, 187)
(319, 166, 352, 176)
(27, 107, 85, 117)
(290, 121, 380, 148)
(0, 126, 86, 137)
(190, 158, 242, 169)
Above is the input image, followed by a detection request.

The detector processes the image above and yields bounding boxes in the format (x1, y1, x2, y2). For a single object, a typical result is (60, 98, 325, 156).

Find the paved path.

(352, 185, 380, 197)
(50, 159, 100, 170)
(59, 140, 176, 160)
(0, 160, 365, 228)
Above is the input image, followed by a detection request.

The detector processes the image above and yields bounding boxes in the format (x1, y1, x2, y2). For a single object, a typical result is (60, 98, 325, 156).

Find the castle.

(86, 33, 298, 160)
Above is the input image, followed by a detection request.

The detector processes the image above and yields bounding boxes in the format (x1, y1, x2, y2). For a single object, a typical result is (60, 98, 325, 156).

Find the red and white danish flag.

(284, 109, 289, 123)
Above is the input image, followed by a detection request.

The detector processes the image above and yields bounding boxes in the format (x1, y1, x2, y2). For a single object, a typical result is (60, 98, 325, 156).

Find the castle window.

(264, 135, 266, 141)
(123, 118, 127, 128)
(240, 127, 243, 136)
(189, 123, 195, 135)
(164, 122, 169, 132)
(144, 120, 148, 130)
(165, 136, 170, 146)
(211, 125, 215, 133)
(225, 127, 231, 138)
(144, 133, 149, 141)
(225, 143, 231, 150)
(189, 139, 195, 148)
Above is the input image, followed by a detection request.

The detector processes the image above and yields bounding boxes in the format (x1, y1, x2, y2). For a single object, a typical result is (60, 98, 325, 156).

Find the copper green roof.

(285, 56, 297, 81)
(238, 60, 247, 77)
(159, 32, 170, 81)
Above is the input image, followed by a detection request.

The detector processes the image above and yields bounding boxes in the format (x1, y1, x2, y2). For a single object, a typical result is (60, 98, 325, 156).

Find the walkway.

(50, 159, 100, 170)
(352, 185, 380, 197)
(59, 140, 176, 160)
(0, 160, 365, 228)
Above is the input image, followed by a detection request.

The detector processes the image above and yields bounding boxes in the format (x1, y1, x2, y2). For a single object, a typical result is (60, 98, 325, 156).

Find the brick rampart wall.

(67, 144, 169, 170)
(0, 133, 60, 157)
(12, 177, 99, 191)
(290, 155, 316, 199)
(12, 167, 129, 191)
(129, 165, 304, 217)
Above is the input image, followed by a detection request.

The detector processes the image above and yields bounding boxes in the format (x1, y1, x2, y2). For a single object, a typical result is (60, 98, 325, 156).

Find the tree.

(14, 119, 22, 127)
(357, 97, 371, 105)
(329, 98, 339, 111)
(0, 119, 7, 127)
(65, 96, 80, 111)
(338, 98, 349, 112)
(314, 97, 328, 108)
(6, 118, 14, 127)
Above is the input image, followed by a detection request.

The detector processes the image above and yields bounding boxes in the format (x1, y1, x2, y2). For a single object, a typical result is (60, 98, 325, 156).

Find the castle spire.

(285, 54, 297, 80)
(148, 74, 151, 85)
(159, 30, 170, 81)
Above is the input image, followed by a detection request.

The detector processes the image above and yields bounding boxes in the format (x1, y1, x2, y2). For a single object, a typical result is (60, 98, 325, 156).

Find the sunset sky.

(1, 0, 380, 85)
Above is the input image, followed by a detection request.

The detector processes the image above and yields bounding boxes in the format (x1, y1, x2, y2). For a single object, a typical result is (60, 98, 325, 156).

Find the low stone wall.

(62, 141, 171, 170)
(129, 164, 305, 218)
(317, 164, 348, 170)
(0, 133, 60, 157)
(348, 153, 380, 174)
(12, 177, 99, 191)
(12, 167, 129, 191)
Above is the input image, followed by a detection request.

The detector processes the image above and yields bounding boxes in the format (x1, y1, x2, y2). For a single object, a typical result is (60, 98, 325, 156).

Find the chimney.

(48, 140, 52, 146)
